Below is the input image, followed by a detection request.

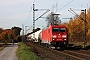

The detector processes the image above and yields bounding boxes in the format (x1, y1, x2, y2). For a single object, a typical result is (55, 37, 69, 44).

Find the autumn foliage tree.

(0, 26, 22, 44)
(0, 29, 13, 44)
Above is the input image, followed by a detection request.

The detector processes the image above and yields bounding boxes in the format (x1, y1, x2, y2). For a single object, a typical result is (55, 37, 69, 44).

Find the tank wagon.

(28, 30, 42, 42)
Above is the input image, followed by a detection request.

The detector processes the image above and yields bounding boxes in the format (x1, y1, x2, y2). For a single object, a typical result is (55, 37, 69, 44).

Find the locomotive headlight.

(53, 39, 55, 40)
(62, 35, 67, 38)
(64, 39, 66, 41)
(52, 35, 57, 38)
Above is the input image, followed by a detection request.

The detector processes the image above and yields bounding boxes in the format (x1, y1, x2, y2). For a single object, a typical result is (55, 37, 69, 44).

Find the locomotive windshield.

(52, 28, 66, 32)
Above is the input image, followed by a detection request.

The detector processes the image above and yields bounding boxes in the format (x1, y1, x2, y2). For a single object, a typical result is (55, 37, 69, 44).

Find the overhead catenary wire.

(56, 0, 58, 12)
(26, 16, 48, 33)
(24, 0, 36, 25)
(38, 19, 47, 28)
(24, 7, 32, 25)
(33, 0, 35, 4)
(26, 25, 33, 32)
(57, 0, 74, 12)
(51, 0, 59, 12)
(68, 10, 77, 16)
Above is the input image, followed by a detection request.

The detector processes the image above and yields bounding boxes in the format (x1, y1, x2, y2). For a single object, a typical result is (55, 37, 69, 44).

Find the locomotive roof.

(49, 25, 66, 28)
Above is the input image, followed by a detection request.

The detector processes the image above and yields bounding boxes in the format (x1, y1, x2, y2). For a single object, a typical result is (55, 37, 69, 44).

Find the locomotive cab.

(51, 27, 68, 47)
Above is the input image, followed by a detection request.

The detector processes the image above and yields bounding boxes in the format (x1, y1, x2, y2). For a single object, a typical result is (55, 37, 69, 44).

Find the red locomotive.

(38, 25, 68, 48)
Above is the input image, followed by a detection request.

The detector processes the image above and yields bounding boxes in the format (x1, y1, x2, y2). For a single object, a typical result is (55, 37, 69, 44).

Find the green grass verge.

(16, 42, 42, 60)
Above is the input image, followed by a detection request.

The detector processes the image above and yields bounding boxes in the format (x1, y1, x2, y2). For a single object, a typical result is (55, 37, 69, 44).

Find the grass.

(16, 42, 42, 60)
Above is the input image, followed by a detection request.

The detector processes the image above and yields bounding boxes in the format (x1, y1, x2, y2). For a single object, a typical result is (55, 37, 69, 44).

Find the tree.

(0, 29, 12, 44)
(0, 28, 3, 34)
(11, 26, 22, 41)
(0, 26, 22, 43)
(11, 26, 22, 36)
(46, 12, 61, 27)
(67, 12, 85, 41)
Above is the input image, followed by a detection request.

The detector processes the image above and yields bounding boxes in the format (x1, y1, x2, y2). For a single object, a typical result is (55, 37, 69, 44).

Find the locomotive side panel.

(42, 29, 49, 43)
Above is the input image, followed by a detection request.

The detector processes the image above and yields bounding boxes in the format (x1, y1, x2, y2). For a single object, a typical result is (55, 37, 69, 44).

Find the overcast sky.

(0, 0, 89, 31)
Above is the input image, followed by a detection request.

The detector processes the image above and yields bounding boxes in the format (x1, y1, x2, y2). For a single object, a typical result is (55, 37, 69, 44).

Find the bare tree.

(46, 12, 61, 27)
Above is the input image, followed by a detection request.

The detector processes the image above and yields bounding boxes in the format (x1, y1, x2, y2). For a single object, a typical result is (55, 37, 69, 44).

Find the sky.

(0, 0, 90, 32)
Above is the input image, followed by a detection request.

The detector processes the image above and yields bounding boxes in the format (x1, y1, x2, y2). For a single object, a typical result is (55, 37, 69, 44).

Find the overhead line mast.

(32, 4, 50, 38)
(33, 4, 35, 39)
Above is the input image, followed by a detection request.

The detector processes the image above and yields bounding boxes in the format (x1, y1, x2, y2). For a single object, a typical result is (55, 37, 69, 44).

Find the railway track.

(71, 50, 90, 55)
(53, 50, 85, 60)
(25, 42, 90, 60)
(61, 50, 90, 60)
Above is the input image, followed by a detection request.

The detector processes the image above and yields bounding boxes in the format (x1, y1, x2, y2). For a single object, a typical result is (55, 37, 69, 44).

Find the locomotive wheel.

(45, 44, 51, 48)
(55, 47, 58, 49)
